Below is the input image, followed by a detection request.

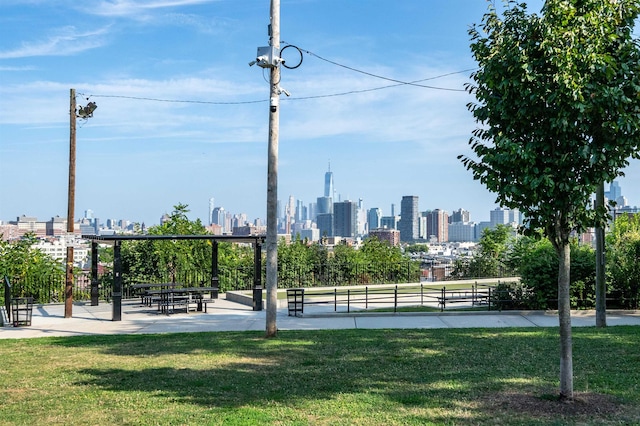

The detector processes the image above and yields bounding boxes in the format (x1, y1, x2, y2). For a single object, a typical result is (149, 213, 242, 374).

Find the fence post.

(366, 286, 368, 310)
(334, 288, 337, 312)
(394, 285, 398, 313)
(4, 276, 11, 324)
(488, 287, 492, 311)
(421, 282, 423, 306)
(441, 286, 446, 312)
(348, 289, 350, 313)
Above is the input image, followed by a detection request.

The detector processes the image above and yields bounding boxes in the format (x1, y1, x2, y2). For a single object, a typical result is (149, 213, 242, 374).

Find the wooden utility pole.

(265, 0, 281, 337)
(65, 88, 76, 318)
(595, 182, 607, 327)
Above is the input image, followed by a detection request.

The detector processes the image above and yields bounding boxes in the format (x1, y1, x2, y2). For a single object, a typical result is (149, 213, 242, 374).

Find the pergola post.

(253, 240, 263, 311)
(211, 240, 219, 299)
(90, 241, 99, 306)
(112, 240, 122, 321)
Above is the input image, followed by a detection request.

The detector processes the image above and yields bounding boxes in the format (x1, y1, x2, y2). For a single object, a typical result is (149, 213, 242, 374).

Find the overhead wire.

(286, 43, 471, 92)
(78, 48, 475, 105)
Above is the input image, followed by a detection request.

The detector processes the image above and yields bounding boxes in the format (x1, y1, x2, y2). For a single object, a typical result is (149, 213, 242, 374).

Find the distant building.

(317, 213, 333, 238)
(334, 200, 357, 238)
(369, 228, 400, 247)
(6, 216, 79, 239)
(299, 228, 320, 242)
(399, 196, 419, 242)
(380, 215, 399, 230)
(450, 208, 470, 224)
(448, 222, 477, 242)
(324, 165, 334, 198)
(317, 196, 332, 216)
(211, 207, 226, 233)
(32, 239, 89, 266)
(606, 180, 622, 203)
(367, 208, 382, 232)
(425, 209, 449, 242)
(208, 198, 215, 225)
(233, 224, 265, 236)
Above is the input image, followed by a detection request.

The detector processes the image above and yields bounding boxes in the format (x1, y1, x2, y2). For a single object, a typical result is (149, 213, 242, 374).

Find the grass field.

(1, 327, 638, 425)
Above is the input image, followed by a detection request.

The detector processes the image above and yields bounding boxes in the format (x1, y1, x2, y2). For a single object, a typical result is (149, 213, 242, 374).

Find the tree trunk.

(557, 241, 573, 401)
(595, 182, 607, 327)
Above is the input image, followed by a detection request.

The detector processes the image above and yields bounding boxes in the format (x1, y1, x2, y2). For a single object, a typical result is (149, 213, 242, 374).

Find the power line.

(285, 44, 472, 92)
(78, 67, 474, 105)
(78, 93, 266, 105)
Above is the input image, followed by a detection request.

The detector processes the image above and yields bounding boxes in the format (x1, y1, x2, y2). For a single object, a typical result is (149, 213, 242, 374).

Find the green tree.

(0, 234, 65, 303)
(453, 225, 515, 278)
(515, 237, 595, 309)
(462, 0, 640, 400)
(607, 213, 640, 308)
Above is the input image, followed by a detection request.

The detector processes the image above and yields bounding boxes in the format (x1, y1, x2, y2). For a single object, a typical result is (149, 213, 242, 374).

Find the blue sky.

(1, 0, 638, 227)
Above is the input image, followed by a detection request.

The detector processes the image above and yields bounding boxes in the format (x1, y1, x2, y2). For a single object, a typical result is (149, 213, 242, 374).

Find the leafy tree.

(607, 213, 640, 308)
(148, 203, 210, 283)
(515, 237, 595, 309)
(278, 237, 319, 287)
(0, 233, 65, 303)
(453, 225, 515, 278)
(462, 0, 640, 400)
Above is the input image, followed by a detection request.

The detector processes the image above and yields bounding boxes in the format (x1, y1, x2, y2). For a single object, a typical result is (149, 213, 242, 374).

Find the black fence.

(288, 284, 493, 313)
(289, 282, 640, 313)
(3, 265, 638, 311)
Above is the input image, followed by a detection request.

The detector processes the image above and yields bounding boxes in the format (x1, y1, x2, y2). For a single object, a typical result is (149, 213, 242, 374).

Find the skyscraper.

(399, 196, 419, 242)
(211, 207, 225, 233)
(367, 208, 382, 231)
(450, 208, 470, 223)
(334, 200, 357, 238)
(324, 163, 334, 198)
(208, 198, 215, 225)
(606, 180, 622, 203)
(425, 209, 449, 242)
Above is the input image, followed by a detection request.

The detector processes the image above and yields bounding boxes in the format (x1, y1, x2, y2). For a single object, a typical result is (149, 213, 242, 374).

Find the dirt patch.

(483, 390, 627, 420)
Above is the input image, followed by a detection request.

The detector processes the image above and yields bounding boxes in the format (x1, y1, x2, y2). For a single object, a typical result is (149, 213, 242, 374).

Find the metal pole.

(65, 88, 76, 318)
(90, 241, 99, 305)
(112, 241, 122, 321)
(265, 0, 281, 337)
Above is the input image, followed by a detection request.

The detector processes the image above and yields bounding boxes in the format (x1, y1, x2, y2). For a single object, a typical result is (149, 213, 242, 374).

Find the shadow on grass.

(47, 327, 640, 424)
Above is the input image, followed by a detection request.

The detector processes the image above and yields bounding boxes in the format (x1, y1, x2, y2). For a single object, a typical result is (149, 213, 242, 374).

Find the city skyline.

(2, 0, 640, 227)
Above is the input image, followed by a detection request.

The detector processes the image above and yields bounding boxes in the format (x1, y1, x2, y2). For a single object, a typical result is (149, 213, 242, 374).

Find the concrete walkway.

(2, 296, 639, 339)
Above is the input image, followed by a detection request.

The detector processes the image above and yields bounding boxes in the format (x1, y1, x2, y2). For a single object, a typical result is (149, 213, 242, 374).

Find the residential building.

(399, 195, 419, 242)
(425, 209, 449, 242)
(369, 228, 400, 246)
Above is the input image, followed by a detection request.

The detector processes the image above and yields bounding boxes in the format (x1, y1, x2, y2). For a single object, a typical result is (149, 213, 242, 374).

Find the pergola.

(82, 234, 266, 321)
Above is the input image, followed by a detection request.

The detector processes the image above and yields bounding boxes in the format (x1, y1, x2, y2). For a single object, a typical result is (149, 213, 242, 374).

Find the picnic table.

(130, 283, 178, 306)
(132, 283, 218, 314)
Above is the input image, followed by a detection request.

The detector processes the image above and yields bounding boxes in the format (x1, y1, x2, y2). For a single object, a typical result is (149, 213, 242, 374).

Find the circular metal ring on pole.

(281, 45, 303, 69)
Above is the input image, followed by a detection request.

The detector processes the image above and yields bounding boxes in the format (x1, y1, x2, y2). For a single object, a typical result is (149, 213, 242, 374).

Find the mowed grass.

(1, 327, 639, 425)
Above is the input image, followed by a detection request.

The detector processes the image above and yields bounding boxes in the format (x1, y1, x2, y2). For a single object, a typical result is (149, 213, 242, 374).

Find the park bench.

(437, 288, 489, 311)
(157, 287, 217, 314)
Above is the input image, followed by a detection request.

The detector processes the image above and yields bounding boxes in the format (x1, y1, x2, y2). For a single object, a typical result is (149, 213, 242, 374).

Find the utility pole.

(65, 88, 76, 318)
(265, 0, 281, 337)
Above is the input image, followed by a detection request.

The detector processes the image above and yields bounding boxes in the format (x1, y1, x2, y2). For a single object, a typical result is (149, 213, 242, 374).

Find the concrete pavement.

(1, 296, 639, 339)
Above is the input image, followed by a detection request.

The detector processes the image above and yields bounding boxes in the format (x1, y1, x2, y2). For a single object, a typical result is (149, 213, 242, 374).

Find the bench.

(158, 292, 214, 314)
(437, 289, 488, 311)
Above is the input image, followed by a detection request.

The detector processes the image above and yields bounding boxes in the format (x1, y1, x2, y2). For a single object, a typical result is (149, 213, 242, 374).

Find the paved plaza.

(1, 296, 639, 339)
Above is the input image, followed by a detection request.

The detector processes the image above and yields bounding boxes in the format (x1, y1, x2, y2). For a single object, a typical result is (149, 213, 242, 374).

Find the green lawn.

(1, 327, 638, 425)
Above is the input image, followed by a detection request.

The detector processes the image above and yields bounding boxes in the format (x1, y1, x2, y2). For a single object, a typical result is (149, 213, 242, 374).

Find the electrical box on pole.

(249, 46, 281, 68)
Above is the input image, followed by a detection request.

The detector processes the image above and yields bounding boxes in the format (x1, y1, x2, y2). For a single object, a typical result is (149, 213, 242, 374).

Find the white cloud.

(0, 26, 110, 59)
(85, 0, 218, 17)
